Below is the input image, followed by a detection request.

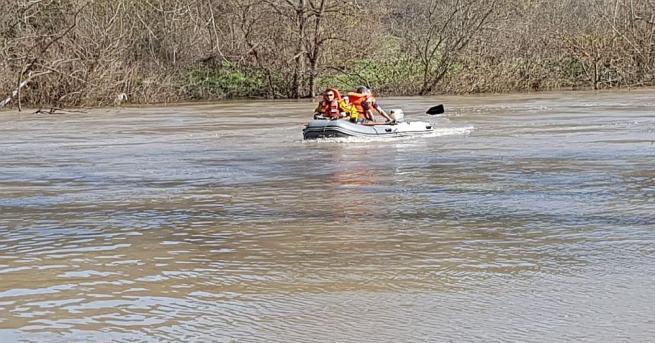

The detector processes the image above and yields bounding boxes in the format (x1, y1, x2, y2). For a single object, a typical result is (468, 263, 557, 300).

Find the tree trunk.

(307, 0, 326, 98)
(291, 0, 306, 98)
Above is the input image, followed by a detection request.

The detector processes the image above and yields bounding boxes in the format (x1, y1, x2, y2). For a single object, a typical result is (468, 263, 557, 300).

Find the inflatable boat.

(302, 109, 434, 140)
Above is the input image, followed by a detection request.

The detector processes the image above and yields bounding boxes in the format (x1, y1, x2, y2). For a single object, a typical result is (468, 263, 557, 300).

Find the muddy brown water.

(0, 91, 654, 342)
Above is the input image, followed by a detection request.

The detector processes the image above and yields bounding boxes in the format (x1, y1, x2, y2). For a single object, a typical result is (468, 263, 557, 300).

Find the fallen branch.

(34, 107, 87, 114)
(0, 74, 31, 108)
(0, 70, 51, 109)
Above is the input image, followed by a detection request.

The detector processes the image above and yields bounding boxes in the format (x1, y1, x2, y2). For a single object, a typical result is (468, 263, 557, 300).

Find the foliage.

(317, 57, 421, 95)
(183, 65, 268, 99)
(1, 0, 655, 108)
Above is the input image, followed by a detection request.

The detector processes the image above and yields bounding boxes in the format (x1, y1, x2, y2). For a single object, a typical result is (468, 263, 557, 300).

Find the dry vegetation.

(1, 0, 654, 108)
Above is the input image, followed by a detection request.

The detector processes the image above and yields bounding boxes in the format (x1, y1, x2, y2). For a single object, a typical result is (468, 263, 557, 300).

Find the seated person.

(347, 86, 393, 123)
(313, 88, 354, 120)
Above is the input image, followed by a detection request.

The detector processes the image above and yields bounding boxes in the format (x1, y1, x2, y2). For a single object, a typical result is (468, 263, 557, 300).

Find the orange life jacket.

(347, 92, 375, 120)
(320, 99, 340, 119)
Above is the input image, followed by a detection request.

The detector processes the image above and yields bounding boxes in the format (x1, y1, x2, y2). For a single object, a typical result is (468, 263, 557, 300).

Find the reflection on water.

(1, 91, 654, 342)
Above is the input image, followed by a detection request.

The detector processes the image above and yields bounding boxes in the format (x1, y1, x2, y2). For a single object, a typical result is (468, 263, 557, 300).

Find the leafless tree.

(390, 0, 496, 95)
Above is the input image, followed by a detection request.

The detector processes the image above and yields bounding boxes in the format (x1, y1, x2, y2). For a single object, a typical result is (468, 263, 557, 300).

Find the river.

(0, 90, 654, 342)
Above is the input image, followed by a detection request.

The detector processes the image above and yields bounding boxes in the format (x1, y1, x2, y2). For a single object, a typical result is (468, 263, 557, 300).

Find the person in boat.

(313, 88, 354, 120)
(347, 86, 393, 123)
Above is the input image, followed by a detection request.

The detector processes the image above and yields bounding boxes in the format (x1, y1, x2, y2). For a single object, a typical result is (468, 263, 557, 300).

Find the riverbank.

(3, 0, 654, 109)
(2, 87, 654, 116)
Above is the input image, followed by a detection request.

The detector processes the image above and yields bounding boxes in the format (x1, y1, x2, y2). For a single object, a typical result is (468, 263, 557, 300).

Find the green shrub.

(183, 65, 267, 99)
(316, 57, 422, 95)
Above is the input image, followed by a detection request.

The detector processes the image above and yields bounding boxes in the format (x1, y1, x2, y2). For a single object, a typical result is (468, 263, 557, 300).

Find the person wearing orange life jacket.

(313, 88, 355, 120)
(347, 86, 393, 123)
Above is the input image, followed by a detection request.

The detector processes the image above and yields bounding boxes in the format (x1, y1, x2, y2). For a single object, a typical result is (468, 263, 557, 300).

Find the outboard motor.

(389, 109, 405, 122)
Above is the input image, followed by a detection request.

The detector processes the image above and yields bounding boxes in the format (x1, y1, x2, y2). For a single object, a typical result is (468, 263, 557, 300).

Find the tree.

(390, 0, 496, 95)
(1, 0, 88, 109)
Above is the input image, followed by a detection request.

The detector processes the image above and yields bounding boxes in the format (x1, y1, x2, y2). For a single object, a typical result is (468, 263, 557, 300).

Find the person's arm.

(313, 103, 324, 119)
(373, 102, 392, 121)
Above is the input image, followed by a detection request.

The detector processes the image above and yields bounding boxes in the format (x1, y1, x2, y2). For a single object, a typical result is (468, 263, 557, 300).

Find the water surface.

(0, 91, 654, 342)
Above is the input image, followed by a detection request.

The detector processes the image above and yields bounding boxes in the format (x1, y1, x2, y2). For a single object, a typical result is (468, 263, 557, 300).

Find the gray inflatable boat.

(303, 109, 434, 140)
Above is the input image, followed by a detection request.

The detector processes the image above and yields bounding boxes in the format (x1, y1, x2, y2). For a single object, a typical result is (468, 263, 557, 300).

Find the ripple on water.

(0, 93, 654, 341)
